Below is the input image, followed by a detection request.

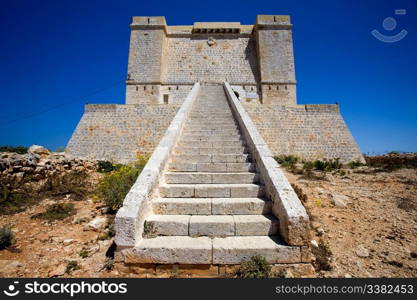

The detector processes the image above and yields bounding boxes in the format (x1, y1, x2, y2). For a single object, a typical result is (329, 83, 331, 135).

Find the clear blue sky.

(0, 0, 416, 154)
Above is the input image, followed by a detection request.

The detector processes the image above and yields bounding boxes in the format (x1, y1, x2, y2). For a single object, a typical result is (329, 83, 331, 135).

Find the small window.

(163, 94, 169, 104)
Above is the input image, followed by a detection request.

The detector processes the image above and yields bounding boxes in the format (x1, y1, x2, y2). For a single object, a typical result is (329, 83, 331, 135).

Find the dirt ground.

(1, 167, 416, 278)
(284, 167, 417, 278)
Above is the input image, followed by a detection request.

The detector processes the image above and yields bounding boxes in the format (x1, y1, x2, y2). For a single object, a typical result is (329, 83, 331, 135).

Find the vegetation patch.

(365, 153, 417, 171)
(312, 240, 333, 271)
(142, 221, 157, 238)
(236, 255, 271, 278)
(96, 155, 148, 212)
(0, 146, 28, 154)
(46, 170, 90, 200)
(65, 260, 80, 274)
(0, 227, 13, 250)
(97, 161, 123, 173)
(291, 183, 308, 203)
(0, 176, 36, 215)
(32, 203, 76, 222)
(274, 155, 299, 169)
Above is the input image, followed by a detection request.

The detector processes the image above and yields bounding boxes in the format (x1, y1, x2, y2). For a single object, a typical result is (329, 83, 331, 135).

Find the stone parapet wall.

(66, 104, 180, 163)
(244, 103, 364, 163)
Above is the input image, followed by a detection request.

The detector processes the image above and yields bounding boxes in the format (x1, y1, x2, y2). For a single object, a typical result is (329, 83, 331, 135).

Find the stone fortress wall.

(67, 15, 364, 163)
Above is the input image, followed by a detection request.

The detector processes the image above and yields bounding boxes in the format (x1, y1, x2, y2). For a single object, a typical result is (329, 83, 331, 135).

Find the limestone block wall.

(127, 17, 167, 84)
(66, 104, 179, 163)
(244, 103, 364, 163)
(163, 35, 259, 84)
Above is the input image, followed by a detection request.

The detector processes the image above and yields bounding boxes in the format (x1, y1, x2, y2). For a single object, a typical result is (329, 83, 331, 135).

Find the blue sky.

(0, 0, 416, 154)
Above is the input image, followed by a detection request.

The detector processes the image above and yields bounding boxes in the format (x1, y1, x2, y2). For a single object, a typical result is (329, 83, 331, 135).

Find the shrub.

(0, 227, 13, 250)
(0, 146, 28, 154)
(79, 248, 89, 258)
(236, 255, 271, 278)
(365, 153, 417, 171)
(65, 260, 80, 274)
(47, 170, 90, 200)
(97, 161, 123, 173)
(312, 240, 332, 271)
(32, 203, 76, 222)
(348, 160, 366, 169)
(142, 221, 157, 238)
(96, 156, 148, 212)
(312, 158, 342, 172)
(274, 155, 299, 169)
(55, 147, 66, 153)
(0, 177, 34, 215)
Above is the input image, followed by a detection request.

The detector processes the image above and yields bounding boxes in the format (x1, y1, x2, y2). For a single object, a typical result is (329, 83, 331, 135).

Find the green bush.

(0, 227, 13, 250)
(0, 146, 28, 154)
(274, 155, 299, 169)
(96, 156, 148, 212)
(47, 170, 90, 200)
(236, 255, 271, 278)
(348, 160, 366, 169)
(312, 158, 342, 172)
(97, 161, 123, 173)
(365, 153, 417, 171)
(32, 203, 76, 222)
(0, 177, 34, 215)
(65, 260, 80, 274)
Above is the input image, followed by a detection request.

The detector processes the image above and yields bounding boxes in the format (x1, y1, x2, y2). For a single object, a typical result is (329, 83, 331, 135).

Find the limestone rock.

(355, 245, 370, 258)
(332, 193, 349, 207)
(28, 145, 50, 156)
(84, 217, 107, 231)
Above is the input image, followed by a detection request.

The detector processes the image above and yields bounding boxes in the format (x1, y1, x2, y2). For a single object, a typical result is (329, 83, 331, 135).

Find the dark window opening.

(163, 94, 169, 104)
(234, 91, 240, 99)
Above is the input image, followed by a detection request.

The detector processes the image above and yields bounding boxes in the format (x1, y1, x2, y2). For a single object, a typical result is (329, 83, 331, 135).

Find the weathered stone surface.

(212, 198, 271, 215)
(126, 237, 213, 264)
(153, 198, 211, 215)
(189, 215, 234, 237)
(234, 215, 278, 236)
(212, 236, 301, 264)
(145, 215, 190, 236)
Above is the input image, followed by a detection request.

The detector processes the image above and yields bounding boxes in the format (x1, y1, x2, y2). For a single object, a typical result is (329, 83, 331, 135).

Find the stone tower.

(67, 15, 363, 163)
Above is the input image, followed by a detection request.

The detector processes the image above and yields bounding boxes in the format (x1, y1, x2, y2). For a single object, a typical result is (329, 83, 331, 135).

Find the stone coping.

(115, 82, 201, 249)
(223, 82, 310, 246)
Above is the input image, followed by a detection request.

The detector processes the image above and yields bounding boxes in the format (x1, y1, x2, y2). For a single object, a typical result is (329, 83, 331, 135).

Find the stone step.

(144, 215, 278, 238)
(159, 183, 264, 198)
(212, 236, 301, 264)
(177, 140, 244, 148)
(131, 236, 300, 264)
(184, 129, 240, 135)
(168, 162, 255, 173)
(153, 197, 271, 215)
(172, 154, 250, 163)
(180, 136, 242, 142)
(182, 132, 240, 138)
(187, 121, 237, 126)
(131, 236, 213, 264)
(165, 172, 259, 184)
(174, 146, 246, 155)
(187, 125, 238, 130)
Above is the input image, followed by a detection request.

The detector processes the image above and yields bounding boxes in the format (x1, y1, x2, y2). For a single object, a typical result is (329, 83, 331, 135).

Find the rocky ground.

(0, 148, 416, 277)
(284, 166, 417, 278)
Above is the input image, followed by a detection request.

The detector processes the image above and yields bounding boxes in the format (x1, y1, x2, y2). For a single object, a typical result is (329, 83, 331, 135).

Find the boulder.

(331, 193, 350, 208)
(84, 216, 107, 231)
(28, 145, 50, 156)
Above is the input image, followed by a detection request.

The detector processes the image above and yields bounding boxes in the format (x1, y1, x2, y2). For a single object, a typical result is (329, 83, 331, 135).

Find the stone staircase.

(130, 85, 301, 265)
